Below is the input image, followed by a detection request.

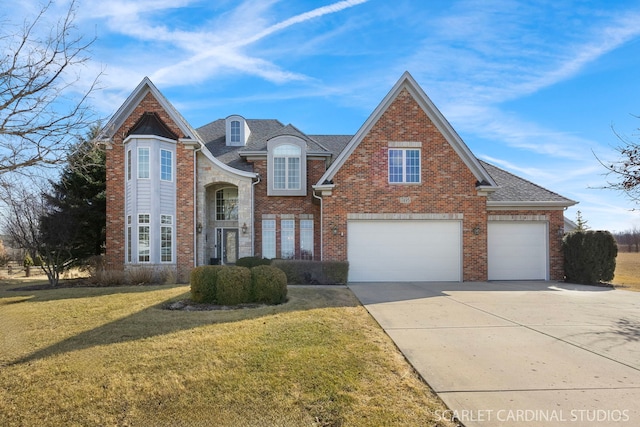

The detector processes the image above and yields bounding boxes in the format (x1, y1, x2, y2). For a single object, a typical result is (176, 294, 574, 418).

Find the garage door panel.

(488, 222, 548, 280)
(348, 220, 461, 282)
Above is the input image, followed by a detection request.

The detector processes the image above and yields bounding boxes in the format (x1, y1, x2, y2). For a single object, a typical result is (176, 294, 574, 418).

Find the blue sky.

(6, 0, 640, 232)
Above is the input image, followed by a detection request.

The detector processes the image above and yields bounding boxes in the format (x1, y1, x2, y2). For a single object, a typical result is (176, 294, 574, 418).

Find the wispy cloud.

(81, 0, 369, 88)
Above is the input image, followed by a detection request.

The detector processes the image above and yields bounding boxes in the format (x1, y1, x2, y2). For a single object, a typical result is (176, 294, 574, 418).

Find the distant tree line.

(612, 228, 640, 253)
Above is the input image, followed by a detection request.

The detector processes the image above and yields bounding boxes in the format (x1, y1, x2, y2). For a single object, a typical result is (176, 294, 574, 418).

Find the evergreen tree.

(41, 126, 106, 266)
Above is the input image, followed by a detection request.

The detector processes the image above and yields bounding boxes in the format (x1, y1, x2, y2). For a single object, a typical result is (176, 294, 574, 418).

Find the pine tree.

(575, 210, 589, 231)
(41, 127, 106, 266)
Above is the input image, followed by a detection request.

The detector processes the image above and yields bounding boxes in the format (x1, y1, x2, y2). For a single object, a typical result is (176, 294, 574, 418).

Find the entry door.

(216, 228, 238, 264)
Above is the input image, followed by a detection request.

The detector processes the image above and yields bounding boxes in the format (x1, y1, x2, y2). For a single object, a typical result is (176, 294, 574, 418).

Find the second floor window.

(389, 148, 420, 183)
(160, 149, 172, 181)
(138, 147, 150, 179)
(273, 144, 301, 190)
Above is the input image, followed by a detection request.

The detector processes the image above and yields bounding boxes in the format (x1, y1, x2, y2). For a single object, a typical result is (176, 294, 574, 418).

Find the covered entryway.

(488, 221, 548, 280)
(347, 220, 462, 282)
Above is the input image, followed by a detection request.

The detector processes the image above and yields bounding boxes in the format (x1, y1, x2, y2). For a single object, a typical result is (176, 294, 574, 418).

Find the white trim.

(348, 213, 463, 220)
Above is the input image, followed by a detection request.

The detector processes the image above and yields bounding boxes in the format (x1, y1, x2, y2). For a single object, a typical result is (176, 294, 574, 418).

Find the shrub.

(90, 269, 127, 286)
(563, 230, 618, 285)
(321, 261, 350, 285)
(190, 266, 223, 303)
(251, 265, 287, 304)
(127, 267, 155, 285)
(271, 260, 349, 285)
(216, 266, 251, 305)
(236, 256, 272, 268)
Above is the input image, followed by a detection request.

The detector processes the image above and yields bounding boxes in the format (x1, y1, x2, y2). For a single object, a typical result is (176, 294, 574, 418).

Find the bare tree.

(600, 120, 640, 203)
(1, 183, 76, 286)
(0, 0, 99, 177)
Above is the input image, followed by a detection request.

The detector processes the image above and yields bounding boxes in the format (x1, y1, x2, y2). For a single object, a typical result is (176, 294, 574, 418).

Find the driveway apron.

(349, 281, 640, 427)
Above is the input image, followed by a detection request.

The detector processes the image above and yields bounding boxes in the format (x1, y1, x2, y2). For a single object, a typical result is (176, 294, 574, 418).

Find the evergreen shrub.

(216, 266, 252, 305)
(236, 256, 272, 268)
(563, 230, 617, 285)
(271, 260, 349, 285)
(251, 265, 287, 304)
(190, 265, 223, 303)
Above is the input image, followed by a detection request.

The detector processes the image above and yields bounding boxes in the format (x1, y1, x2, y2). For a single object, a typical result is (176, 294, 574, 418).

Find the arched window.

(230, 120, 241, 144)
(273, 144, 301, 190)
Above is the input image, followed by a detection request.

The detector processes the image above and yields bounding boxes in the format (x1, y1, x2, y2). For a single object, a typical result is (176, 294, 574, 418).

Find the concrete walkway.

(349, 281, 640, 427)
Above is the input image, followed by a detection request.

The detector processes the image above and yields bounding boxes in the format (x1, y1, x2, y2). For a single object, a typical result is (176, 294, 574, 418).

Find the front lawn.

(0, 281, 455, 426)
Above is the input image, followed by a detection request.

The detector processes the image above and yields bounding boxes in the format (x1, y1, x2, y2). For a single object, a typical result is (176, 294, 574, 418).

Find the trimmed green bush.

(251, 265, 287, 304)
(271, 260, 349, 285)
(236, 256, 272, 268)
(216, 266, 252, 305)
(563, 230, 618, 285)
(190, 265, 223, 303)
(321, 261, 350, 285)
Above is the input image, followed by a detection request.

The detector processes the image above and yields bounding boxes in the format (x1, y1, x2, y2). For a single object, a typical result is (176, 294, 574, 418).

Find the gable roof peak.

(316, 71, 498, 188)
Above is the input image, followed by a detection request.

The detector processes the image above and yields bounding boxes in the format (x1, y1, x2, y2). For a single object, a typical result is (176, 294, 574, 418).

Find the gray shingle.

(481, 161, 575, 204)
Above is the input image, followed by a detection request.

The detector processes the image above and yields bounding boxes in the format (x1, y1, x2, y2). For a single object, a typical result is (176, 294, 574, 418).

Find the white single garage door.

(488, 222, 548, 280)
(347, 220, 462, 282)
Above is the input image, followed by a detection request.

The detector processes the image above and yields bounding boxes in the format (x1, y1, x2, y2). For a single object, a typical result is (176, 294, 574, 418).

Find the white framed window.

(389, 148, 420, 183)
(262, 219, 276, 259)
(138, 214, 150, 262)
(160, 215, 173, 263)
(138, 147, 150, 179)
(267, 137, 306, 196)
(300, 219, 313, 260)
(281, 219, 295, 259)
(127, 150, 132, 181)
(216, 188, 238, 220)
(230, 120, 241, 144)
(160, 149, 173, 181)
(273, 144, 301, 190)
(127, 215, 132, 263)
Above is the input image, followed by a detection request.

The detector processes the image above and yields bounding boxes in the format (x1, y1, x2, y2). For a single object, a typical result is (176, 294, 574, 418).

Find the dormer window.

(230, 120, 241, 144)
(226, 115, 250, 146)
(267, 136, 306, 196)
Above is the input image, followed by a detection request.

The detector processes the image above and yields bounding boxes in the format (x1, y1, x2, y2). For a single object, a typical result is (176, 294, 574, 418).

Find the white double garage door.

(347, 220, 548, 282)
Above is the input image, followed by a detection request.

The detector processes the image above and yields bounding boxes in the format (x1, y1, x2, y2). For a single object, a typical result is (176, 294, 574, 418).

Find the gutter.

(312, 190, 324, 261)
(251, 174, 261, 257)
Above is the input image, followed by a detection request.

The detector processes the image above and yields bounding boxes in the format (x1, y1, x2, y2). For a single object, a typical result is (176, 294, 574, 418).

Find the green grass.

(0, 280, 455, 426)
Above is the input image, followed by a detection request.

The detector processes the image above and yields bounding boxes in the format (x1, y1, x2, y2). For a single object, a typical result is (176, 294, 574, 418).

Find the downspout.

(312, 190, 323, 261)
(193, 145, 202, 268)
(251, 174, 261, 256)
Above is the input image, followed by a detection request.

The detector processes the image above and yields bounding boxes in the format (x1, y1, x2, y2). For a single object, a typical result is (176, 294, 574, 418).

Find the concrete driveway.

(349, 281, 640, 427)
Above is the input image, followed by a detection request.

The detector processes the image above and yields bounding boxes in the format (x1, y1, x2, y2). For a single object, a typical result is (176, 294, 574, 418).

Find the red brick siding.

(322, 88, 489, 281)
(104, 91, 195, 277)
(250, 158, 324, 260)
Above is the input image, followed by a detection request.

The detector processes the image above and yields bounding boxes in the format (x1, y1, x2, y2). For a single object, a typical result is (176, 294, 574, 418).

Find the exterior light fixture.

(332, 225, 338, 235)
(472, 226, 481, 235)
(196, 223, 203, 234)
(242, 223, 248, 234)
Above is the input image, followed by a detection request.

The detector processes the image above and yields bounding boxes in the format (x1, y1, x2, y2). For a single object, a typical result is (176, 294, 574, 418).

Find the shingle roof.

(196, 117, 573, 206)
(481, 160, 575, 206)
(196, 119, 341, 171)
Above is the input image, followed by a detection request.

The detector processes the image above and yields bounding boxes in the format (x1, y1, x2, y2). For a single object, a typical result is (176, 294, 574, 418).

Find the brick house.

(100, 72, 576, 282)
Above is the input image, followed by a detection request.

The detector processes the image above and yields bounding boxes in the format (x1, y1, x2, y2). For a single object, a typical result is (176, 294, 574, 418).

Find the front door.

(216, 228, 238, 264)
